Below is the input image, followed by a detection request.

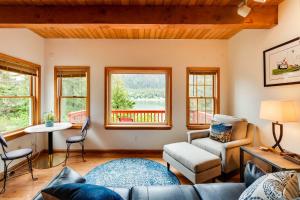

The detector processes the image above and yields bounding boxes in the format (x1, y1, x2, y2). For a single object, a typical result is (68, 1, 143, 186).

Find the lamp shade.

(260, 100, 298, 123)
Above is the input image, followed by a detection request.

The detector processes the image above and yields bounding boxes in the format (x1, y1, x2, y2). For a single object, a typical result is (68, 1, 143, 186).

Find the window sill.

(71, 124, 82, 129)
(3, 129, 28, 141)
(105, 124, 172, 130)
(187, 125, 210, 130)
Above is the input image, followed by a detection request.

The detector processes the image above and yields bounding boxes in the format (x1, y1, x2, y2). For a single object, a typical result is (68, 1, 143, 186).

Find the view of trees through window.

(110, 73, 166, 123)
(0, 70, 32, 134)
(60, 76, 87, 123)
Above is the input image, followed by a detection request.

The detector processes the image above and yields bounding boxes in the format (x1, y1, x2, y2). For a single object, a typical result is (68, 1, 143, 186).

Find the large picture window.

(105, 67, 172, 129)
(54, 66, 90, 127)
(0, 53, 41, 137)
(186, 67, 220, 130)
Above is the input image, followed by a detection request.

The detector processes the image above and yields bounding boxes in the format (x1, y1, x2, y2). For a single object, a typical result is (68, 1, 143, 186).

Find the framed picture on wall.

(263, 37, 300, 87)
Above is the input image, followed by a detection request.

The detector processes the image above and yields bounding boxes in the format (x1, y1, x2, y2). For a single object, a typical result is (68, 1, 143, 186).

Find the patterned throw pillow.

(209, 120, 233, 143)
(239, 171, 299, 200)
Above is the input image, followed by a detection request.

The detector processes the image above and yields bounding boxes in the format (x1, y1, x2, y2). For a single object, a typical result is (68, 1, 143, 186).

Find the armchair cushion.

(213, 115, 248, 141)
(191, 138, 223, 158)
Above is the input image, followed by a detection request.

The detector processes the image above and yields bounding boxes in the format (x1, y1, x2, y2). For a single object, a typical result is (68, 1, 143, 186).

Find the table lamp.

(260, 100, 297, 152)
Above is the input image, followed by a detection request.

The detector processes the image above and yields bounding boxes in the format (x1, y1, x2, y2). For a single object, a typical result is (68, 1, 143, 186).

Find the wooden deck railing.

(111, 110, 166, 123)
(67, 110, 86, 123)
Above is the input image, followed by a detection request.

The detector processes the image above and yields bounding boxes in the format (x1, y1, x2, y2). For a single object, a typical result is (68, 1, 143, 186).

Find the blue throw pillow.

(210, 120, 233, 143)
(41, 183, 123, 200)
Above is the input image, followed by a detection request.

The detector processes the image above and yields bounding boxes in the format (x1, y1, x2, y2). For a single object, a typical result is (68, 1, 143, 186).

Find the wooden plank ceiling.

(0, 0, 282, 39)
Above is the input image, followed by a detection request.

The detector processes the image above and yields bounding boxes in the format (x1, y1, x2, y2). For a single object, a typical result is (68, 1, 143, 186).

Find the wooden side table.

(240, 146, 300, 182)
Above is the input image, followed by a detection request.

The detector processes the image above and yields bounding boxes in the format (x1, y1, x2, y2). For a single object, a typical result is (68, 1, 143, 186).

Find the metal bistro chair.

(64, 117, 90, 165)
(0, 135, 35, 193)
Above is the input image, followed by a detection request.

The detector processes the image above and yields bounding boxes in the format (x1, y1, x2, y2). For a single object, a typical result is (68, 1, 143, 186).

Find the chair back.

(81, 117, 90, 139)
(0, 135, 8, 155)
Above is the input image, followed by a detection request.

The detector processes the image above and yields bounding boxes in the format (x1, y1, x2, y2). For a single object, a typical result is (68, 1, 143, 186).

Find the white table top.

(24, 122, 72, 133)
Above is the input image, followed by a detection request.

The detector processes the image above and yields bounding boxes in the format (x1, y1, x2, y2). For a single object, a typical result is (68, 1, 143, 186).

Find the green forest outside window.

(54, 66, 90, 127)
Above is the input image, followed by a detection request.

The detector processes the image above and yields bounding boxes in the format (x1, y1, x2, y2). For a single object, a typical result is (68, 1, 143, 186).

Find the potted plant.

(44, 112, 55, 127)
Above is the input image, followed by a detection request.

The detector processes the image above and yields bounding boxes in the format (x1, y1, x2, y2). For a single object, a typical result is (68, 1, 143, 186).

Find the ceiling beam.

(0, 5, 278, 28)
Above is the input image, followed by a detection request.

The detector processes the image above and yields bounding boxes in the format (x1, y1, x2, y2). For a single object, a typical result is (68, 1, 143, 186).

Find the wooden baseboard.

(51, 149, 163, 154)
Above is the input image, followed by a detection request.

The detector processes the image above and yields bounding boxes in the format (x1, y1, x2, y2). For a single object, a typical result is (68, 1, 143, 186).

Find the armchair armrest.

(224, 138, 251, 149)
(187, 129, 210, 143)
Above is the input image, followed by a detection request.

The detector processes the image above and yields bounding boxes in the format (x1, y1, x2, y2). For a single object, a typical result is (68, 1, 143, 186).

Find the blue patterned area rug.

(84, 158, 180, 188)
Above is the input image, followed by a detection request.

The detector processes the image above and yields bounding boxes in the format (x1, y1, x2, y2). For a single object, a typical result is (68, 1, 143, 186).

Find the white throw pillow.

(239, 171, 299, 200)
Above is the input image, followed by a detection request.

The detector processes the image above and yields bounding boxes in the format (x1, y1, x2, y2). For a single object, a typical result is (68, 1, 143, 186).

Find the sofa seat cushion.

(192, 138, 223, 158)
(163, 142, 221, 173)
(131, 185, 201, 200)
(194, 183, 246, 200)
(213, 114, 248, 141)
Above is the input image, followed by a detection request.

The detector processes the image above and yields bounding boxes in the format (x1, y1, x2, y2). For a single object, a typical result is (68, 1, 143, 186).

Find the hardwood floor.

(0, 152, 193, 200)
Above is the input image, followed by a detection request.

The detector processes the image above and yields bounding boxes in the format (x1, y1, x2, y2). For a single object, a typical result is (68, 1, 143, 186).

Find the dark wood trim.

(263, 37, 300, 87)
(186, 67, 220, 130)
(104, 66, 172, 130)
(0, 5, 278, 28)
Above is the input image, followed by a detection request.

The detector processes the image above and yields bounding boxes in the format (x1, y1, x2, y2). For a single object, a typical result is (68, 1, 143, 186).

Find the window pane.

(189, 98, 197, 124)
(205, 86, 213, 97)
(198, 99, 206, 124)
(189, 85, 195, 97)
(189, 74, 194, 85)
(196, 75, 205, 85)
(110, 73, 166, 123)
(205, 75, 213, 85)
(0, 98, 32, 134)
(60, 98, 86, 123)
(0, 70, 30, 96)
(206, 99, 214, 124)
(197, 86, 204, 97)
(62, 77, 87, 96)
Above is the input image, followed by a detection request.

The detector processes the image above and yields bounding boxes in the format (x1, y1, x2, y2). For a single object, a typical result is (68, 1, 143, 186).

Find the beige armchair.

(187, 114, 254, 174)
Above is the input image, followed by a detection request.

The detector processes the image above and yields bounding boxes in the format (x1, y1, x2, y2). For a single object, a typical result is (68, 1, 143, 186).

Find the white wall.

(0, 29, 45, 171)
(44, 39, 229, 150)
(228, 0, 300, 154)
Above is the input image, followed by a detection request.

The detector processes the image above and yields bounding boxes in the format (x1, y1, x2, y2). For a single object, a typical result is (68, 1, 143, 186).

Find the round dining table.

(24, 122, 72, 169)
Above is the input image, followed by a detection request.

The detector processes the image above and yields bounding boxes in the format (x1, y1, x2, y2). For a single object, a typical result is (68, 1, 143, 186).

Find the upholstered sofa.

(187, 114, 255, 173)
(33, 163, 299, 200)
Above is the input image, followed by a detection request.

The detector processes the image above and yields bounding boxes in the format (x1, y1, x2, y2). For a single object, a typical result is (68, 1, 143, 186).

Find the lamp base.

(272, 122, 284, 152)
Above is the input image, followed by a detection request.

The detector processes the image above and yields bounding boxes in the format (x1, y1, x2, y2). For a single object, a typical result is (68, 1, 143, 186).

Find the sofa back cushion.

(213, 114, 248, 141)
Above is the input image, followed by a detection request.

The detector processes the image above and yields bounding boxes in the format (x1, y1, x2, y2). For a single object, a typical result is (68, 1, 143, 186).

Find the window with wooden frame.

(54, 66, 90, 128)
(186, 67, 220, 130)
(0, 53, 41, 138)
(105, 67, 172, 129)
